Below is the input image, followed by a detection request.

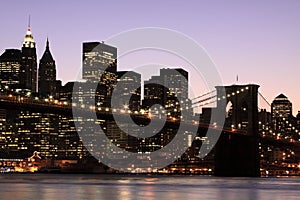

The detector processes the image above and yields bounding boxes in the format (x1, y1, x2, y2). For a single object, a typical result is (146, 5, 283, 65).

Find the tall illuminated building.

(82, 42, 117, 81)
(115, 71, 141, 111)
(38, 38, 58, 98)
(140, 68, 192, 153)
(82, 42, 118, 108)
(143, 68, 192, 118)
(0, 109, 7, 149)
(160, 68, 189, 101)
(271, 94, 295, 135)
(21, 20, 37, 92)
(0, 49, 22, 89)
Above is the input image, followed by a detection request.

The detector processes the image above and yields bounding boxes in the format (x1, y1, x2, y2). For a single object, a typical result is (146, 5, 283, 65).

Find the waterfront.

(0, 174, 299, 200)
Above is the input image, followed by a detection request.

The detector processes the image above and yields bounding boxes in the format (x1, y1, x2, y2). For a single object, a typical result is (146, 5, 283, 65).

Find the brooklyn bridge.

(0, 84, 299, 177)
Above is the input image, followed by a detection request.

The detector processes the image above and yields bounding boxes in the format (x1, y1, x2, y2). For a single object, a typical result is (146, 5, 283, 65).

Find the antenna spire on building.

(23, 15, 35, 48)
(46, 36, 49, 49)
(28, 15, 31, 31)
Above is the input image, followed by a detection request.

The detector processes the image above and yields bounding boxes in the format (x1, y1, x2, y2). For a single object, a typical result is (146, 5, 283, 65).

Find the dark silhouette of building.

(0, 49, 22, 89)
(38, 38, 58, 98)
(59, 82, 75, 102)
(140, 68, 191, 153)
(258, 109, 272, 136)
(115, 71, 141, 111)
(296, 111, 300, 130)
(21, 22, 37, 93)
(143, 68, 192, 119)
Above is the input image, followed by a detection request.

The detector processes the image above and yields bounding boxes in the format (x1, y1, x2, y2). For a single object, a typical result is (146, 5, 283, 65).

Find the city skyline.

(0, 9, 299, 177)
(1, 2, 300, 199)
(0, 0, 300, 114)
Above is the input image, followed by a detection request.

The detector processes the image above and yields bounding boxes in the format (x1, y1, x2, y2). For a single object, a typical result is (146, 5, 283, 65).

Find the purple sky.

(1, 0, 300, 114)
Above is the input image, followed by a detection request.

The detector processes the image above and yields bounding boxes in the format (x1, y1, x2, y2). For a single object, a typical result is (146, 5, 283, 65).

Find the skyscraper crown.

(22, 16, 35, 48)
(40, 38, 54, 62)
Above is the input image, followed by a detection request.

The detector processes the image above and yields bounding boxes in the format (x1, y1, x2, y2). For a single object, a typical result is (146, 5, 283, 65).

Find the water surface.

(0, 174, 299, 200)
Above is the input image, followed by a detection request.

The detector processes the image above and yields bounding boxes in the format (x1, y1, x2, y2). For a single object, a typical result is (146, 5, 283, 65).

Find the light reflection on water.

(0, 174, 299, 200)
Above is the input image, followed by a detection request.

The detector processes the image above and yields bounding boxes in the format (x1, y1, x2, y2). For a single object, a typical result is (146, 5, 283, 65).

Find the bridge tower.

(214, 84, 260, 177)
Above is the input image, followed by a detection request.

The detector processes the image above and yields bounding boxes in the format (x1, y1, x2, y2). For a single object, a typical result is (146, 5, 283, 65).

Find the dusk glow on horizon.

(1, 0, 300, 114)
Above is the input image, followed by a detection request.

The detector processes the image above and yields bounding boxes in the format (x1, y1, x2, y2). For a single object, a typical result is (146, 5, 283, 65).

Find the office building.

(115, 71, 141, 111)
(21, 23, 37, 92)
(82, 42, 117, 81)
(38, 38, 58, 98)
(82, 42, 118, 107)
(271, 94, 293, 131)
(0, 49, 22, 89)
(143, 68, 192, 118)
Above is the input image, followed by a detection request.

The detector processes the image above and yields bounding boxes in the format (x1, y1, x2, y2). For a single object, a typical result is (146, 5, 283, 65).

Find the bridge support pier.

(214, 133, 260, 177)
(213, 84, 261, 177)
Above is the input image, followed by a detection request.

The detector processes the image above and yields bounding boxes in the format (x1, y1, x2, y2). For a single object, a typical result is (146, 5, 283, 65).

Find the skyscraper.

(143, 68, 192, 118)
(82, 42, 117, 81)
(115, 71, 141, 111)
(140, 68, 191, 153)
(0, 49, 22, 89)
(38, 38, 57, 98)
(21, 21, 37, 92)
(81, 42, 118, 107)
(271, 94, 294, 133)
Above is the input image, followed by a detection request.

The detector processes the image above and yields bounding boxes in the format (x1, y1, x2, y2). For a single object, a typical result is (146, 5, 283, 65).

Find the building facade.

(82, 42, 117, 81)
(0, 49, 22, 89)
(271, 94, 293, 132)
(38, 38, 58, 98)
(21, 24, 37, 93)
